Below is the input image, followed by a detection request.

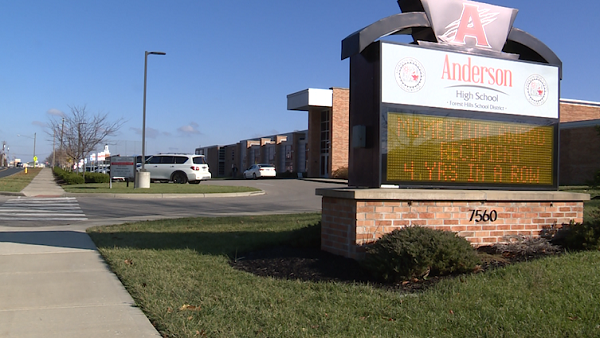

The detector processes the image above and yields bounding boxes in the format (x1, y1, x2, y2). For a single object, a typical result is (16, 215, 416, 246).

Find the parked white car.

(143, 154, 211, 184)
(243, 164, 276, 179)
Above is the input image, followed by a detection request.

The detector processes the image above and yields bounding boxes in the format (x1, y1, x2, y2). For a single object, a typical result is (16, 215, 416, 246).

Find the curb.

(300, 178, 348, 185)
(0, 192, 25, 196)
(61, 190, 265, 199)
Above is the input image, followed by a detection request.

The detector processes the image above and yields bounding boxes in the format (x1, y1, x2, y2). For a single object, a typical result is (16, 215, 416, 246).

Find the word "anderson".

(442, 55, 513, 87)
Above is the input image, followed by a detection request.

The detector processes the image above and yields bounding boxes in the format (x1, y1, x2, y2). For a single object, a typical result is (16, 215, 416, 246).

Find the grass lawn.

(61, 181, 261, 194)
(87, 213, 600, 338)
(0, 168, 41, 192)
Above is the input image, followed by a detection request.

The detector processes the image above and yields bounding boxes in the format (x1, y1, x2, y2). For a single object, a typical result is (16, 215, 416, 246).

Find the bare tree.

(47, 105, 124, 169)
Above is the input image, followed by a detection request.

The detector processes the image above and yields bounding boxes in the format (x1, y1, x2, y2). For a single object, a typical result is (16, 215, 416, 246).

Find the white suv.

(143, 154, 211, 184)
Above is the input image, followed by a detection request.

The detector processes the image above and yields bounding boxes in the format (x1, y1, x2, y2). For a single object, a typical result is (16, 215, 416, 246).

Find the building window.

(320, 110, 331, 177)
(320, 110, 331, 154)
(266, 146, 275, 163)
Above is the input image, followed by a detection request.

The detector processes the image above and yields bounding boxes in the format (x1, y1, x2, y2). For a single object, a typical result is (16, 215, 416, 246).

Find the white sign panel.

(110, 156, 135, 180)
(381, 42, 559, 118)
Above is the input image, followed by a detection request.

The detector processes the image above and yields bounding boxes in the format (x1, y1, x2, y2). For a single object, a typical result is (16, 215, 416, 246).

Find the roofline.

(560, 98, 600, 108)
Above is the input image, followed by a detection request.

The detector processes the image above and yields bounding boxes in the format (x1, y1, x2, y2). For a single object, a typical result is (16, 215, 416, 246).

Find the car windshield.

(258, 164, 274, 168)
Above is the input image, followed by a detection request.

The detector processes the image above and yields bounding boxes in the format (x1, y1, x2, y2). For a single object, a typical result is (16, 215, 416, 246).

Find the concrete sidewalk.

(0, 168, 161, 337)
(20, 167, 66, 197)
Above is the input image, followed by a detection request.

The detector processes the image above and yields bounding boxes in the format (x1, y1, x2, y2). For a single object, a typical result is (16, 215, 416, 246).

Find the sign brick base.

(315, 188, 590, 260)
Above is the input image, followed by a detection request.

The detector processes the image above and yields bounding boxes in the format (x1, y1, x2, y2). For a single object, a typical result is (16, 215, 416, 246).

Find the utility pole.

(33, 133, 36, 167)
(58, 117, 65, 168)
(1, 141, 5, 167)
(52, 129, 56, 168)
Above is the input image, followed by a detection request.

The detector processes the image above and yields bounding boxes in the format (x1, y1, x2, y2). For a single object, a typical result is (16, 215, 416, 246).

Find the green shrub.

(556, 220, 600, 251)
(588, 207, 600, 223)
(53, 167, 84, 185)
(84, 172, 110, 183)
(64, 173, 84, 185)
(53, 167, 110, 184)
(362, 226, 480, 282)
(53, 167, 70, 182)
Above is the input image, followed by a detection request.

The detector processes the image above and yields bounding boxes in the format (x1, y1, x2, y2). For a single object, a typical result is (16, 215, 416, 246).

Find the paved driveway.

(77, 179, 341, 226)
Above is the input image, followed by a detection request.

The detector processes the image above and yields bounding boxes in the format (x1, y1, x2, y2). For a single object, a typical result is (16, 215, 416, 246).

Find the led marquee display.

(385, 112, 555, 187)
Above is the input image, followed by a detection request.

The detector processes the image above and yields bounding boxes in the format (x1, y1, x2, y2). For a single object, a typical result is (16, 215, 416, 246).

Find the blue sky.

(2, 0, 599, 163)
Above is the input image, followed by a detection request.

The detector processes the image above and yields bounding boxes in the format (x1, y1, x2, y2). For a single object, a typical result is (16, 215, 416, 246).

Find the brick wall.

(331, 88, 349, 173)
(321, 197, 357, 256)
(199, 145, 220, 177)
(560, 101, 600, 123)
(318, 189, 588, 259)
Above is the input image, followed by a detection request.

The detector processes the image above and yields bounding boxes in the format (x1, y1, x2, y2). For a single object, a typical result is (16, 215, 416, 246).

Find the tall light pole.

(142, 51, 166, 171)
(137, 50, 165, 189)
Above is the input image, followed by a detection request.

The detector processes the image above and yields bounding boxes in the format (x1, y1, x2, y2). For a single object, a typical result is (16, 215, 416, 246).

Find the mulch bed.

(230, 244, 561, 292)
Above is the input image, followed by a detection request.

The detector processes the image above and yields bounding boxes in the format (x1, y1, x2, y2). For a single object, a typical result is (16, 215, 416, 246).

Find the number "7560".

(469, 209, 498, 222)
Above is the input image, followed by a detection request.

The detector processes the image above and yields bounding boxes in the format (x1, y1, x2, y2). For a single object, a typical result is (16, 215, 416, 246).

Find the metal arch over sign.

(341, 0, 561, 75)
(420, 0, 518, 53)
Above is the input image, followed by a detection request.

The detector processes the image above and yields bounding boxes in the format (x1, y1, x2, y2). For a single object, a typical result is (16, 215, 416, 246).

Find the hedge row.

(53, 167, 110, 185)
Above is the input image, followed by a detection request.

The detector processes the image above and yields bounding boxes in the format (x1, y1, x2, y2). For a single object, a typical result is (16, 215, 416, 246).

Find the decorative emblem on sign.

(394, 58, 426, 92)
(524, 74, 548, 106)
(438, 3, 499, 48)
(420, 0, 518, 53)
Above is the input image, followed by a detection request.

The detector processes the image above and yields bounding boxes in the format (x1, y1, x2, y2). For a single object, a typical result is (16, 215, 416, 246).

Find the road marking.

(0, 197, 88, 222)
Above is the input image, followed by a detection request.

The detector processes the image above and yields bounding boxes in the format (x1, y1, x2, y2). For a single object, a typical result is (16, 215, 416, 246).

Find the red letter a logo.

(454, 3, 491, 48)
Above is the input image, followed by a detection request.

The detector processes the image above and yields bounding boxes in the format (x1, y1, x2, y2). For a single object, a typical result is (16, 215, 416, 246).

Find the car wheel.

(172, 172, 188, 184)
(252, 173, 257, 179)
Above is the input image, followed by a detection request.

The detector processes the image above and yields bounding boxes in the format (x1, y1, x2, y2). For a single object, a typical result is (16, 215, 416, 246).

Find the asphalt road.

(0, 167, 23, 178)
(78, 179, 341, 226)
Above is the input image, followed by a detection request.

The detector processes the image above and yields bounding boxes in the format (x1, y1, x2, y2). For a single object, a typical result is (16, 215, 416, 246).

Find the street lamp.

(137, 50, 166, 188)
(17, 133, 36, 167)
